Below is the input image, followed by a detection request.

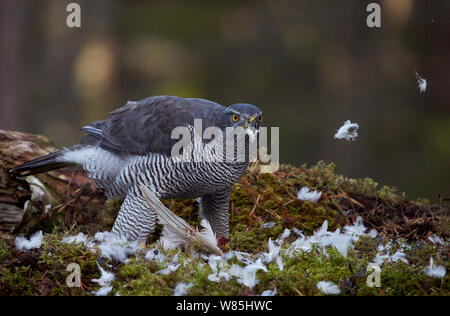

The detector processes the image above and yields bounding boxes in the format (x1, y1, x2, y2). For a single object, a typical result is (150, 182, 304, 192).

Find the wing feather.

(80, 96, 224, 156)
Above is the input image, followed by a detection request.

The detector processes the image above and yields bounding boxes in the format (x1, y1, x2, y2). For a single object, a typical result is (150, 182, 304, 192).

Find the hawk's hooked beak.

(245, 117, 257, 128)
(244, 117, 258, 142)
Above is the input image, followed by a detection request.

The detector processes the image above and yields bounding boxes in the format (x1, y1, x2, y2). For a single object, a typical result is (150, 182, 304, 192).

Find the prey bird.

(11, 95, 263, 242)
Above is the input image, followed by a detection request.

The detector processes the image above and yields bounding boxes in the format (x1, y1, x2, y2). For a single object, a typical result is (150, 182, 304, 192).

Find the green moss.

(0, 162, 448, 296)
(0, 266, 37, 296)
(0, 241, 12, 261)
(115, 261, 173, 296)
(0, 234, 100, 295)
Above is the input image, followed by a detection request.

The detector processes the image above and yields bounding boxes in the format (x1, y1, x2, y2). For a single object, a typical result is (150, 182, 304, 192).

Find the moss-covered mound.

(0, 162, 448, 296)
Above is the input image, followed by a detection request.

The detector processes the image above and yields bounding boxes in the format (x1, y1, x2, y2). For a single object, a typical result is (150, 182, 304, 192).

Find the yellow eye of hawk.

(232, 114, 239, 122)
(259, 115, 263, 122)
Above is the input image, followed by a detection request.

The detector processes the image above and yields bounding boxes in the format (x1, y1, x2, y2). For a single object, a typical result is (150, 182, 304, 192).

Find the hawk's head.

(222, 103, 263, 129)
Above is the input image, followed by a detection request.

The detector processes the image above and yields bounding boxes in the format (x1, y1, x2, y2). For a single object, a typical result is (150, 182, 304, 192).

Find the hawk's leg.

(200, 189, 231, 237)
(112, 188, 157, 242)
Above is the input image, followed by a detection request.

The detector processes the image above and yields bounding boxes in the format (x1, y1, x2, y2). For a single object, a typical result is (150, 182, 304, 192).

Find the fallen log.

(0, 129, 112, 235)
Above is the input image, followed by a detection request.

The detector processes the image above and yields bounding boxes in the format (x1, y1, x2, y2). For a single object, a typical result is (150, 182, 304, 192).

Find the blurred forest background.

(0, 0, 449, 202)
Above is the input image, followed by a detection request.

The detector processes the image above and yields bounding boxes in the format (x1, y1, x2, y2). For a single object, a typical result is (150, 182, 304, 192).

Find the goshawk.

(11, 95, 263, 242)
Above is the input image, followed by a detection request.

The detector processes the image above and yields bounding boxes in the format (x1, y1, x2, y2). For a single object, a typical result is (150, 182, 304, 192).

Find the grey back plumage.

(83, 96, 225, 156)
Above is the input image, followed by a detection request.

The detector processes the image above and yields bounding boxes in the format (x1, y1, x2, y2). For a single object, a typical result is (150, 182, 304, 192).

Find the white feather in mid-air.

(15, 231, 44, 252)
(334, 120, 359, 141)
(415, 71, 427, 93)
(297, 187, 322, 204)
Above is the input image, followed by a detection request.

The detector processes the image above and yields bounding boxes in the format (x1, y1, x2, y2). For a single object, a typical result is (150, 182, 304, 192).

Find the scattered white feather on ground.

(225, 251, 254, 266)
(277, 228, 291, 243)
(91, 286, 113, 296)
(276, 256, 284, 271)
(91, 263, 115, 296)
(261, 229, 290, 270)
(343, 216, 368, 237)
(261, 239, 282, 264)
(297, 187, 322, 204)
(62, 232, 89, 245)
(49, 202, 431, 296)
(93, 231, 142, 263)
(91, 263, 115, 286)
(428, 235, 444, 245)
(207, 254, 232, 282)
(61, 231, 143, 263)
(173, 282, 193, 296)
(415, 71, 427, 93)
(44, 204, 52, 214)
(156, 264, 180, 275)
(317, 227, 353, 258)
(367, 229, 378, 238)
(204, 248, 279, 287)
(145, 248, 167, 262)
(228, 258, 268, 289)
(316, 281, 341, 295)
(423, 257, 446, 278)
(287, 217, 373, 258)
(261, 222, 276, 229)
(334, 120, 359, 141)
(293, 227, 303, 236)
(389, 250, 408, 264)
(15, 231, 43, 252)
(372, 242, 408, 266)
(261, 289, 277, 296)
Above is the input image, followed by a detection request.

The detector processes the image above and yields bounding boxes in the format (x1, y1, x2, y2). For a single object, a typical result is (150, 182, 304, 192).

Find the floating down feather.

(140, 185, 222, 255)
(415, 71, 427, 93)
(334, 120, 359, 141)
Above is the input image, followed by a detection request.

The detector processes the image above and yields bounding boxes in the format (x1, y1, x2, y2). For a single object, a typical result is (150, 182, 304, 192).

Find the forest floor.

(0, 162, 448, 296)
